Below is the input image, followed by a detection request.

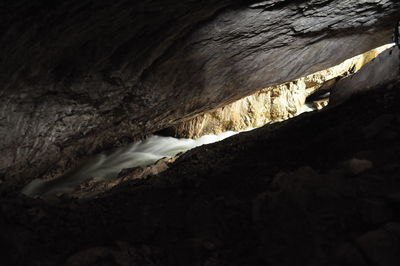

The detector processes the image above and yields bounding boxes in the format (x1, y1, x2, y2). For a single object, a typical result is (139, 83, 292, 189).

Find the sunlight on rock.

(168, 44, 394, 138)
(21, 44, 394, 199)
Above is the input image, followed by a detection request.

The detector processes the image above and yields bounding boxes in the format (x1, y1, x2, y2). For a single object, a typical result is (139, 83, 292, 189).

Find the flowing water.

(20, 43, 396, 198)
(22, 131, 243, 197)
(22, 101, 318, 197)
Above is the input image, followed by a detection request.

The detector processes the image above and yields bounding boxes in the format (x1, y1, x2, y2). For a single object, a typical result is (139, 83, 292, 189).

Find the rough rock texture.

(1, 0, 399, 185)
(165, 46, 390, 138)
(1, 72, 400, 266)
(331, 45, 400, 104)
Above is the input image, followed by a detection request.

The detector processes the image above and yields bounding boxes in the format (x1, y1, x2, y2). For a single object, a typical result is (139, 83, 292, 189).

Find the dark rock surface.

(1, 0, 399, 185)
(331, 45, 400, 104)
(1, 73, 400, 265)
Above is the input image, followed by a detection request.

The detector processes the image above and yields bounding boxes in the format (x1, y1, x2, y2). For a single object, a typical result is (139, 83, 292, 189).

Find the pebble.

(346, 158, 373, 175)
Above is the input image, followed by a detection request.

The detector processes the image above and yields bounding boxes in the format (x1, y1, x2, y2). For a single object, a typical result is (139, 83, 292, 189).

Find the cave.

(1, 1, 400, 265)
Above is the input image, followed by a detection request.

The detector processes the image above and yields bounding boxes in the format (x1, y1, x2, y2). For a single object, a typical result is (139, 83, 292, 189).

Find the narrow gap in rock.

(22, 43, 393, 199)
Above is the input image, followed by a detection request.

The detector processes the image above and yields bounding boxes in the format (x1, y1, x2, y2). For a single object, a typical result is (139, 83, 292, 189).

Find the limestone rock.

(0, 0, 399, 184)
(167, 46, 391, 138)
(1, 75, 400, 265)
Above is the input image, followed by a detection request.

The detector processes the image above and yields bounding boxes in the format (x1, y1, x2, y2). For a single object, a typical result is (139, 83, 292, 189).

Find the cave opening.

(22, 43, 394, 199)
(2, 1, 400, 265)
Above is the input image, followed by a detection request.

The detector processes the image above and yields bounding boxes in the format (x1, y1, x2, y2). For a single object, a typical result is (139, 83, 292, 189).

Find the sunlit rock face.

(0, 0, 399, 185)
(167, 45, 392, 138)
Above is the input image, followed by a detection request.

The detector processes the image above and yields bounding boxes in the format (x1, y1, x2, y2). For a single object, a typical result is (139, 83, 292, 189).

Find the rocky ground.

(1, 76, 400, 265)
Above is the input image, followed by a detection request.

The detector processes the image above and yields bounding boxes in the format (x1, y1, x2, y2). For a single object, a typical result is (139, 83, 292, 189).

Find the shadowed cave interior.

(1, 1, 400, 265)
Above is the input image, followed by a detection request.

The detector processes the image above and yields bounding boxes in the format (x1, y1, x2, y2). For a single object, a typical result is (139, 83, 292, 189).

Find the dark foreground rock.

(1, 0, 399, 185)
(1, 76, 400, 265)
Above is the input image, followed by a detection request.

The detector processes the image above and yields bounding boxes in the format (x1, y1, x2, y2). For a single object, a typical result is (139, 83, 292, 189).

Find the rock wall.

(3, 76, 400, 266)
(0, 0, 399, 185)
(167, 45, 393, 138)
(331, 45, 400, 105)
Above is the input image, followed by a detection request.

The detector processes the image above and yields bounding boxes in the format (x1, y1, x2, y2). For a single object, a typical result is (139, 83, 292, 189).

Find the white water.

(22, 99, 319, 197)
(22, 131, 242, 197)
(297, 103, 315, 114)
